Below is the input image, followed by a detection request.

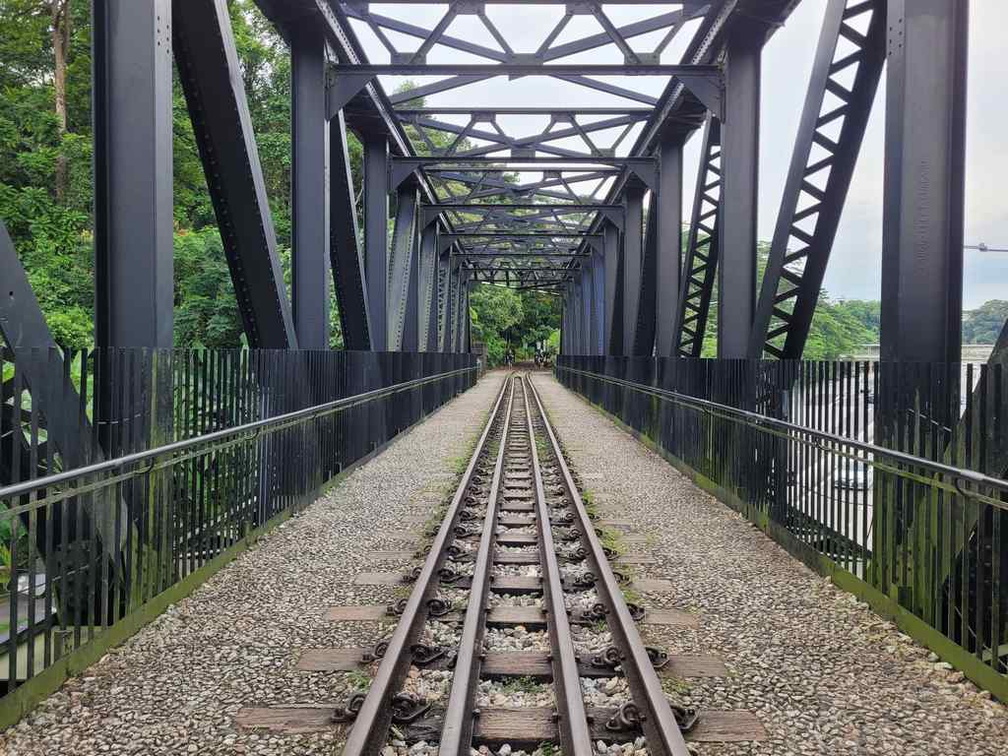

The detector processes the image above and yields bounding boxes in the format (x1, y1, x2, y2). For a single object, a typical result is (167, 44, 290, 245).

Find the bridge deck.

(0, 372, 1005, 755)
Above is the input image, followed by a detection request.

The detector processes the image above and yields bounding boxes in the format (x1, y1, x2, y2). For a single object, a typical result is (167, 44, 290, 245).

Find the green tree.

(963, 300, 1008, 344)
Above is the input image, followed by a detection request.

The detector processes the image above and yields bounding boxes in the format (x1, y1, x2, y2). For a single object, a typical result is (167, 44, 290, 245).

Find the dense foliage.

(469, 284, 561, 365)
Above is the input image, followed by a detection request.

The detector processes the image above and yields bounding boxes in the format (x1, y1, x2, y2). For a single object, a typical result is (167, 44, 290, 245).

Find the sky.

(357, 1, 1008, 309)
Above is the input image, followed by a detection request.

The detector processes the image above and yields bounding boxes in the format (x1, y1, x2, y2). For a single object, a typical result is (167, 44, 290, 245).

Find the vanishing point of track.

(339, 374, 696, 755)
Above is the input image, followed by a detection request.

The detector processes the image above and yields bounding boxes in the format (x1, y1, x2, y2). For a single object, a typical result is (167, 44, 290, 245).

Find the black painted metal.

(880, 0, 968, 365)
(291, 25, 331, 349)
(622, 182, 646, 356)
(173, 0, 297, 350)
(673, 117, 722, 358)
(557, 355, 1008, 686)
(0, 349, 477, 696)
(750, 0, 886, 360)
(364, 134, 390, 352)
(93, 0, 174, 349)
(656, 133, 685, 357)
(329, 110, 372, 350)
(718, 25, 761, 359)
(389, 182, 420, 351)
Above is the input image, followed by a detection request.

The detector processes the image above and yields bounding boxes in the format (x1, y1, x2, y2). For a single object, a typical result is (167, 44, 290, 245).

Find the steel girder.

(718, 24, 761, 359)
(633, 192, 659, 356)
(291, 26, 331, 349)
(604, 222, 623, 355)
(364, 135, 390, 351)
(622, 183, 647, 356)
(173, 0, 297, 349)
(592, 249, 607, 355)
(94, 0, 174, 349)
(418, 225, 440, 351)
(655, 134, 685, 357)
(880, 0, 968, 364)
(329, 110, 372, 350)
(673, 117, 722, 358)
(749, 0, 886, 359)
(388, 182, 420, 351)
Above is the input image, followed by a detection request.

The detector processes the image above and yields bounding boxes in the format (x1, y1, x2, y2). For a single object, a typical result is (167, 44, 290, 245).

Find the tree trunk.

(52, 0, 71, 199)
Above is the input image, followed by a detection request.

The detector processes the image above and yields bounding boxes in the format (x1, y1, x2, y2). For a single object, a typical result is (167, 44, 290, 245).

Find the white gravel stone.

(581, 675, 631, 707)
(483, 627, 550, 652)
(488, 592, 543, 608)
(475, 678, 555, 708)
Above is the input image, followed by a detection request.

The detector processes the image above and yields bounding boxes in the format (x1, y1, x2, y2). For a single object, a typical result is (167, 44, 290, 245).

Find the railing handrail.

(557, 363, 1008, 502)
(0, 365, 475, 504)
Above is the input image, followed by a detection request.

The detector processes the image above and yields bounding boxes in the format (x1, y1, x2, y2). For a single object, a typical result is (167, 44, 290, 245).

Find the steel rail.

(555, 365, 1008, 501)
(0, 366, 476, 505)
(522, 375, 595, 753)
(341, 376, 511, 755)
(438, 377, 515, 753)
(526, 375, 693, 756)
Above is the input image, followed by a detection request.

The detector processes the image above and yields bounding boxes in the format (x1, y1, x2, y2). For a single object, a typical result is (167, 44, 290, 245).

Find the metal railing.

(557, 355, 1008, 693)
(0, 348, 476, 701)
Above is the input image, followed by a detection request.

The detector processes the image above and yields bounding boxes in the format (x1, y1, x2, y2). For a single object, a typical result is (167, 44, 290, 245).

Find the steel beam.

(173, 0, 297, 349)
(94, 0, 173, 348)
(329, 110, 371, 350)
(673, 116, 721, 358)
(603, 222, 622, 355)
(388, 182, 420, 351)
(717, 25, 761, 358)
(880, 0, 967, 364)
(750, 0, 886, 359)
(332, 63, 719, 77)
(655, 133, 685, 357)
(364, 134, 390, 351)
(418, 225, 440, 351)
(291, 27, 330, 349)
(622, 182, 646, 356)
(633, 192, 658, 356)
(593, 250, 606, 355)
(403, 228, 420, 352)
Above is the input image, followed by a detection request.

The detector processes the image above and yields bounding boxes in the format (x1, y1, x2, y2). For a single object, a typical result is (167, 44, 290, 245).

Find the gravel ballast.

(0, 373, 506, 756)
(532, 373, 1008, 756)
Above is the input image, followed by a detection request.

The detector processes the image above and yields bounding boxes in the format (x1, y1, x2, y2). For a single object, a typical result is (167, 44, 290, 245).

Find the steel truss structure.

(0, 0, 975, 481)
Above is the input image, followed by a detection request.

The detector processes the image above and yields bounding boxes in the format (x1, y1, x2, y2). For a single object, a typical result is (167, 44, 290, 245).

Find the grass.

(500, 675, 547, 695)
(537, 743, 559, 756)
(595, 525, 626, 557)
(662, 675, 692, 697)
(344, 669, 371, 690)
(620, 584, 643, 606)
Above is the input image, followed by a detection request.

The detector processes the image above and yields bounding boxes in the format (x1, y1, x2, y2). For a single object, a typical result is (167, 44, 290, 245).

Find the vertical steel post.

(622, 182, 646, 356)
(93, 0, 174, 348)
(291, 28, 330, 349)
(364, 134, 389, 351)
(718, 26, 762, 358)
(584, 261, 597, 356)
(418, 224, 439, 351)
(603, 221, 622, 355)
(388, 180, 419, 351)
(403, 225, 420, 351)
(880, 0, 967, 364)
(656, 133, 684, 357)
(593, 249, 606, 355)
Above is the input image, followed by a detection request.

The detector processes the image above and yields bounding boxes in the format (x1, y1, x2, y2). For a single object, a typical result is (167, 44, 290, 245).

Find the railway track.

(339, 374, 695, 755)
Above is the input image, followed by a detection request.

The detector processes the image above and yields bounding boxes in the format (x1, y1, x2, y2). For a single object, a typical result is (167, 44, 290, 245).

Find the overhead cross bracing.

(328, 0, 732, 321)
